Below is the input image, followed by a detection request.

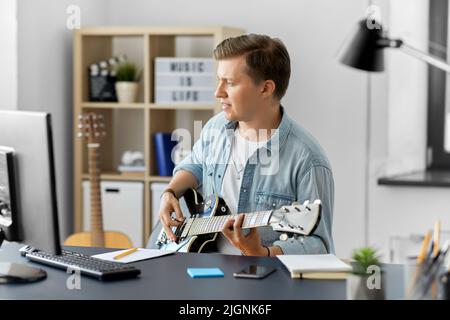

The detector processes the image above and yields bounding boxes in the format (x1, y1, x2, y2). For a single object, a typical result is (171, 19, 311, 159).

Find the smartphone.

(233, 265, 276, 279)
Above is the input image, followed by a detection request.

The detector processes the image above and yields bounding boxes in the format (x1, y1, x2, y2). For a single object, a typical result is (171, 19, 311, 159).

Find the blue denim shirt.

(173, 106, 335, 254)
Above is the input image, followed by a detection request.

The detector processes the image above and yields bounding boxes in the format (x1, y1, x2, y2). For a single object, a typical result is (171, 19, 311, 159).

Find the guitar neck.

(185, 211, 273, 237)
(87, 144, 104, 238)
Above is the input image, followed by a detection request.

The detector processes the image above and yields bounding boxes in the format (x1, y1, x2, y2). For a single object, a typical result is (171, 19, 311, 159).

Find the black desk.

(0, 242, 405, 300)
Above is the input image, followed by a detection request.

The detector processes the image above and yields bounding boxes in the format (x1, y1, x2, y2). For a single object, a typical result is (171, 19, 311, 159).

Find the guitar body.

(154, 189, 231, 253)
(152, 189, 322, 253)
(64, 231, 133, 249)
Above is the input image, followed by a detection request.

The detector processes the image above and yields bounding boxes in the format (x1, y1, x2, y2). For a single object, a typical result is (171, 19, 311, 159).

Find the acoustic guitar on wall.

(65, 113, 133, 249)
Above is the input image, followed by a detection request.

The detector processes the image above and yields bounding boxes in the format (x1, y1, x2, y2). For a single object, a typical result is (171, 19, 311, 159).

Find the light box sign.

(155, 58, 215, 104)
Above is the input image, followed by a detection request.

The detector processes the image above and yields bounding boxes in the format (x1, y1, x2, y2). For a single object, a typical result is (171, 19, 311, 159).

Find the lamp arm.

(400, 42, 450, 73)
(377, 37, 450, 72)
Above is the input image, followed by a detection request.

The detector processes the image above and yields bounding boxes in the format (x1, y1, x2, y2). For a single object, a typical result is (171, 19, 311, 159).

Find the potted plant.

(115, 62, 141, 103)
(346, 246, 385, 300)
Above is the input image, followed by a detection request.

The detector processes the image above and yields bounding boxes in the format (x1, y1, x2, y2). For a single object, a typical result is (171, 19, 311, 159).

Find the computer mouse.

(0, 262, 47, 284)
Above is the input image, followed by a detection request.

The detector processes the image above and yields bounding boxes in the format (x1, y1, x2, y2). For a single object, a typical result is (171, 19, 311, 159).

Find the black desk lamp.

(339, 19, 450, 72)
(337, 18, 450, 246)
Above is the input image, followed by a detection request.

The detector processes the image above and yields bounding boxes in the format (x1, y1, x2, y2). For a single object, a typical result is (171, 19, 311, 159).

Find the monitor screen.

(0, 110, 61, 255)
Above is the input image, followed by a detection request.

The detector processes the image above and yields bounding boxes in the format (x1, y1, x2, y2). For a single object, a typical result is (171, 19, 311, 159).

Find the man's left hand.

(221, 213, 267, 256)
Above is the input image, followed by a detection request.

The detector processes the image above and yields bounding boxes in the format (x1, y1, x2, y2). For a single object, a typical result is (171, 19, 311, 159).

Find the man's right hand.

(159, 191, 185, 241)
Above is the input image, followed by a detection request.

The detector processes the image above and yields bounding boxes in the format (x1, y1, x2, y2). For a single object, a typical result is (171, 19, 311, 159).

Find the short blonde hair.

(213, 34, 291, 99)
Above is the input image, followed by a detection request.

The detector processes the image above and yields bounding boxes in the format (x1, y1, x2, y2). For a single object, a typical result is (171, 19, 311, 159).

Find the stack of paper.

(277, 254, 352, 279)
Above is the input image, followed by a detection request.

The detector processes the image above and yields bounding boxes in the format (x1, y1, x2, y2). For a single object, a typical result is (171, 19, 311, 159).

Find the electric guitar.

(153, 188, 322, 253)
(65, 113, 133, 248)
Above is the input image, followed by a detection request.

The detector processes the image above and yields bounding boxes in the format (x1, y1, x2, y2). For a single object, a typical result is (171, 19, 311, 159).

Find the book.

(118, 165, 145, 172)
(153, 132, 177, 176)
(290, 271, 349, 280)
(277, 254, 352, 279)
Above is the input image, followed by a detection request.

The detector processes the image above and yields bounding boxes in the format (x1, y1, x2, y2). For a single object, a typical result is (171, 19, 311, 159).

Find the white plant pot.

(115, 82, 138, 103)
(346, 273, 386, 300)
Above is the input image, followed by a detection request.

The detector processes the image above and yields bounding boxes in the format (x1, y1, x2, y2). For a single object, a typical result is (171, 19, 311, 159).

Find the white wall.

(369, 0, 450, 261)
(17, 0, 108, 241)
(106, 0, 369, 257)
(0, 0, 17, 110)
(13, 0, 370, 256)
(16, 0, 443, 259)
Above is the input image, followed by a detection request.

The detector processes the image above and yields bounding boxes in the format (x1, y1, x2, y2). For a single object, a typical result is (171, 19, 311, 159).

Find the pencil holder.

(404, 257, 440, 300)
(440, 271, 450, 300)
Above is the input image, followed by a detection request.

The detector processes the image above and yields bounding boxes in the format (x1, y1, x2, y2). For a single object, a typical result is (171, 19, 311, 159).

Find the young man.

(158, 34, 334, 256)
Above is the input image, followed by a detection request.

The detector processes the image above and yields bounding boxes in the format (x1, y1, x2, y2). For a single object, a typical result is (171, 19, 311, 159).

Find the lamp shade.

(339, 19, 386, 72)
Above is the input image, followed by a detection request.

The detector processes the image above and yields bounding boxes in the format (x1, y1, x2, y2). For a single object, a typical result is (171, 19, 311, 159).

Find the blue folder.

(153, 132, 177, 176)
(187, 268, 224, 278)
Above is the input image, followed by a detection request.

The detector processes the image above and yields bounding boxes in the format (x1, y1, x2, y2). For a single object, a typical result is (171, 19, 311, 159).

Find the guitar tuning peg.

(303, 200, 310, 205)
(291, 201, 300, 206)
(313, 199, 322, 205)
(77, 132, 83, 138)
(78, 115, 83, 119)
(279, 233, 288, 241)
(95, 132, 100, 137)
(78, 124, 83, 129)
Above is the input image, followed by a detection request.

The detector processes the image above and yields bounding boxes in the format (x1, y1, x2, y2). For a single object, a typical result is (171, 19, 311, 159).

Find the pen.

(443, 240, 450, 272)
(417, 230, 432, 264)
(433, 220, 441, 258)
(409, 231, 443, 299)
(113, 247, 138, 260)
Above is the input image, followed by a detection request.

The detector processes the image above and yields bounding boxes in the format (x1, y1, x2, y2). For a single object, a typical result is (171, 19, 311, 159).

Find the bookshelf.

(73, 26, 245, 246)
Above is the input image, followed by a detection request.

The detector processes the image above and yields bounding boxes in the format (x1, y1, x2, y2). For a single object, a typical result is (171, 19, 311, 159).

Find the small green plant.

(115, 62, 141, 82)
(351, 246, 381, 275)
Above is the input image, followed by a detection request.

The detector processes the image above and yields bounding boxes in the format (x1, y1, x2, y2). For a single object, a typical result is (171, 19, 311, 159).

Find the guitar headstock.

(77, 113, 106, 143)
(270, 200, 322, 236)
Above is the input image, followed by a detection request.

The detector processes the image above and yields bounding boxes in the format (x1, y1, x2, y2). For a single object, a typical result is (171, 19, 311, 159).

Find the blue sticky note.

(187, 268, 224, 278)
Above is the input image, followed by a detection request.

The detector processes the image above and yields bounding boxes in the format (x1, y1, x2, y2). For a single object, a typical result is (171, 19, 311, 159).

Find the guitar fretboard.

(183, 211, 272, 237)
(87, 144, 104, 247)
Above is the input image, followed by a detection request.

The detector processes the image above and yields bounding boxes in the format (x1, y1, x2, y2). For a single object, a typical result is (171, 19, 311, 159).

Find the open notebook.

(277, 254, 352, 279)
(92, 248, 174, 264)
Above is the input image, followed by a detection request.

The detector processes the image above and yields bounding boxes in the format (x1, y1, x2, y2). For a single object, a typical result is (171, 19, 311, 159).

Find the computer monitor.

(0, 110, 61, 255)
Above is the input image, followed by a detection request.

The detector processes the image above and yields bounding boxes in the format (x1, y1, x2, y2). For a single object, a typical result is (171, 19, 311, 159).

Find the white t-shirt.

(217, 130, 266, 255)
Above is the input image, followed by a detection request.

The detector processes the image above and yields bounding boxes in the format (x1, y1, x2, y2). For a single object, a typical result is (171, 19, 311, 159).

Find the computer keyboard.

(25, 249, 141, 281)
